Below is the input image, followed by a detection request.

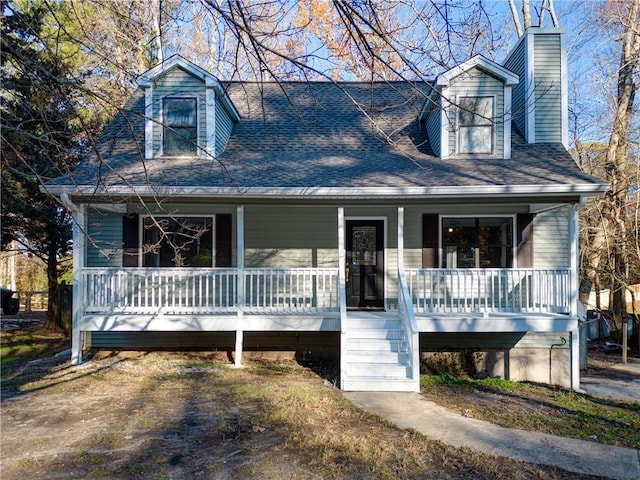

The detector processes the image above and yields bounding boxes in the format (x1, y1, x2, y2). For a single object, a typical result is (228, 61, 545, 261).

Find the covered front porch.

(69, 204, 582, 391)
(73, 265, 578, 391)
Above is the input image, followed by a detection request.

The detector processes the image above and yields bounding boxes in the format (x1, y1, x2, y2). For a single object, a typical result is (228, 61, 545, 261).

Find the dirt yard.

(0, 316, 627, 479)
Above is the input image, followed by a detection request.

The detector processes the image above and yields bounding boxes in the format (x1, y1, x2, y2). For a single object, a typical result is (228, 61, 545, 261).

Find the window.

(143, 216, 213, 267)
(457, 96, 493, 154)
(442, 217, 513, 268)
(163, 98, 197, 155)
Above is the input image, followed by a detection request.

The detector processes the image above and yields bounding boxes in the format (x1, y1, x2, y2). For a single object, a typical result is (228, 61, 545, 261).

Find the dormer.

(137, 55, 240, 160)
(420, 55, 519, 160)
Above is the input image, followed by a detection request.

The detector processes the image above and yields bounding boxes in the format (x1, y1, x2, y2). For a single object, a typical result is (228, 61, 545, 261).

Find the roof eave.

(436, 55, 519, 87)
(42, 183, 610, 201)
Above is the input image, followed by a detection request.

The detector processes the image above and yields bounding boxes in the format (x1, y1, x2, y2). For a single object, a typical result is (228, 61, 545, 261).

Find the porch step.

(346, 350, 410, 364)
(342, 377, 419, 392)
(342, 312, 417, 392)
(345, 362, 411, 378)
(347, 328, 405, 340)
(347, 339, 408, 351)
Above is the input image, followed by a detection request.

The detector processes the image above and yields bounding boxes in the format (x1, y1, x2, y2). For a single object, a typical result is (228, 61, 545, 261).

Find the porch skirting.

(89, 330, 340, 356)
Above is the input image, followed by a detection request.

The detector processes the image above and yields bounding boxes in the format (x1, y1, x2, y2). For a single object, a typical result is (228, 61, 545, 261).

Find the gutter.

(43, 183, 610, 201)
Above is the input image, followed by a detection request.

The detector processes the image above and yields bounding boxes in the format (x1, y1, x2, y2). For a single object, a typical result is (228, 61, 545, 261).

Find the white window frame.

(138, 214, 216, 267)
(161, 96, 199, 157)
(438, 214, 516, 269)
(456, 95, 496, 155)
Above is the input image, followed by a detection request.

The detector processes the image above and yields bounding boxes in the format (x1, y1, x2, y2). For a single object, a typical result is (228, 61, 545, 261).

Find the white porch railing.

(81, 267, 339, 315)
(404, 268, 570, 314)
(243, 268, 340, 313)
(398, 272, 420, 391)
(81, 267, 567, 316)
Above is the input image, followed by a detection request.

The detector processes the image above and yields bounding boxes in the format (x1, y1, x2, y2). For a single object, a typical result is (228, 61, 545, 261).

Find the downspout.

(60, 193, 86, 365)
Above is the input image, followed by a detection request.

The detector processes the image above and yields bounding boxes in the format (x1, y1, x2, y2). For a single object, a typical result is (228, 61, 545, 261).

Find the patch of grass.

(421, 374, 640, 449)
(264, 363, 296, 372)
(2, 351, 609, 480)
(89, 466, 113, 477)
(1, 324, 69, 378)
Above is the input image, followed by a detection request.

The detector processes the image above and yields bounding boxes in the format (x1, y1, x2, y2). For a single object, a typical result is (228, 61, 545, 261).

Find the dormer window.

(163, 97, 197, 155)
(458, 96, 494, 154)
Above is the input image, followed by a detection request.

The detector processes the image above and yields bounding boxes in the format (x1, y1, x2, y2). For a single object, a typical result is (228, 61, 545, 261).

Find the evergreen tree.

(1, 2, 82, 328)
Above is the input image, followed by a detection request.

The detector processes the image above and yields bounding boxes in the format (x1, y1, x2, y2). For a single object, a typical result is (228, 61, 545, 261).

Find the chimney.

(503, 28, 568, 147)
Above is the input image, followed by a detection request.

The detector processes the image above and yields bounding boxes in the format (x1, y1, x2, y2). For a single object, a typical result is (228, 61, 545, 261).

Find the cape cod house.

(45, 28, 607, 391)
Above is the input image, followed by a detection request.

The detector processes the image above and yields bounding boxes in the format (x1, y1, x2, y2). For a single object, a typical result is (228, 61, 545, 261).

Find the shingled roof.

(47, 81, 604, 196)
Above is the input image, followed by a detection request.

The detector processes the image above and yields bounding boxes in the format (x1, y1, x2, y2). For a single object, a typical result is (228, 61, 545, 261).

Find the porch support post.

(569, 202, 581, 389)
(235, 205, 245, 368)
(70, 201, 86, 365)
(337, 207, 347, 389)
(569, 204, 579, 318)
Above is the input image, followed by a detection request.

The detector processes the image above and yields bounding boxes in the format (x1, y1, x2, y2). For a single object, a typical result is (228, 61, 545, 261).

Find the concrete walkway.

(344, 391, 640, 480)
(581, 362, 640, 403)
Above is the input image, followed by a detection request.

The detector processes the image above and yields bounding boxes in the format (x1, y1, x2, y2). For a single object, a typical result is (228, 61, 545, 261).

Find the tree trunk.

(547, 0, 559, 26)
(46, 243, 61, 331)
(522, 0, 531, 29)
(602, 0, 640, 346)
(508, 0, 524, 37)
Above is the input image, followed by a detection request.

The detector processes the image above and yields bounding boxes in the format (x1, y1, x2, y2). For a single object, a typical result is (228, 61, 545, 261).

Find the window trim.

(162, 96, 198, 157)
(438, 214, 516, 268)
(139, 214, 216, 268)
(455, 95, 496, 156)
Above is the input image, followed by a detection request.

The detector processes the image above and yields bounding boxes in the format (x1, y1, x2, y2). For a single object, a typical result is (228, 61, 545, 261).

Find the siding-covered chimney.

(503, 28, 567, 147)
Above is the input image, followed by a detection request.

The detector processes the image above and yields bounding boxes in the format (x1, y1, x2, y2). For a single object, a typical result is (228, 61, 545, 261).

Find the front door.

(346, 220, 384, 309)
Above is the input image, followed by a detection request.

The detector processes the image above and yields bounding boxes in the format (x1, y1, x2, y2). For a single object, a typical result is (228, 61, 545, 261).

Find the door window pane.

(352, 226, 376, 266)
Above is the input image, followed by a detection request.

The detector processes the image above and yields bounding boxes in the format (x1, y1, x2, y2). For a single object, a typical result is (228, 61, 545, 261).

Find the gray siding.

(420, 331, 570, 350)
(533, 206, 569, 267)
(129, 203, 236, 216)
(503, 38, 526, 137)
(447, 67, 505, 158)
(86, 209, 123, 267)
(244, 206, 338, 268)
(425, 94, 441, 156)
(89, 331, 339, 351)
(90, 331, 236, 349)
(502, 31, 564, 143)
(151, 67, 207, 157)
(533, 34, 563, 143)
(215, 100, 235, 156)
